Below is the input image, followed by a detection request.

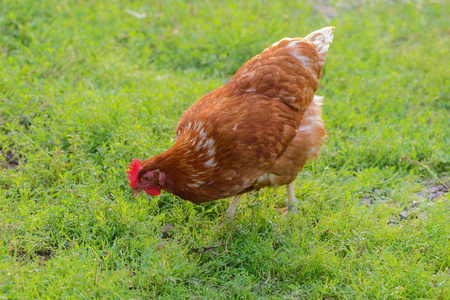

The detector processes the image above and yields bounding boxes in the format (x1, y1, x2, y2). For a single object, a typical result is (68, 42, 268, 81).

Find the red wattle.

(144, 186, 161, 196)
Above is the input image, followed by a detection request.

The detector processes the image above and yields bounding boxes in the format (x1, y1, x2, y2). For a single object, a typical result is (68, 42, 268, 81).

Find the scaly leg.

(286, 181, 299, 215)
(225, 194, 242, 219)
(276, 181, 299, 215)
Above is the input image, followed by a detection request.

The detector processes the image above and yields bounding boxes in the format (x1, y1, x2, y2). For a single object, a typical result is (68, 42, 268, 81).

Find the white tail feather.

(305, 26, 335, 45)
(305, 26, 336, 67)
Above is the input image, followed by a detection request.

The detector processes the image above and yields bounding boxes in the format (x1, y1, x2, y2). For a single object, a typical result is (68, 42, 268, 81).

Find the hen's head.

(127, 159, 165, 197)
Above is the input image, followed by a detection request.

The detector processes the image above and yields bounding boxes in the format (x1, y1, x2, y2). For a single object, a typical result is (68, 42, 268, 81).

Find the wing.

(175, 92, 302, 178)
(209, 93, 300, 169)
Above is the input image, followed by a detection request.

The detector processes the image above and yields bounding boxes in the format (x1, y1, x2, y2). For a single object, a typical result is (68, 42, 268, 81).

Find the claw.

(275, 204, 298, 215)
(288, 204, 298, 215)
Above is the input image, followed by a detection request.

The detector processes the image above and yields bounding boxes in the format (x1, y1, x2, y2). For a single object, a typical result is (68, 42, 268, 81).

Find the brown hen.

(127, 27, 335, 217)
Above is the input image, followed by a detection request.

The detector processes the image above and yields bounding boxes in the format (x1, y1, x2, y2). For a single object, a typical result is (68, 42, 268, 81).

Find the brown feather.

(139, 28, 334, 204)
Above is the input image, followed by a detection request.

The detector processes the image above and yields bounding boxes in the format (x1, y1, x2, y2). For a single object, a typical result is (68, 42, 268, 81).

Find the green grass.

(1, 0, 449, 298)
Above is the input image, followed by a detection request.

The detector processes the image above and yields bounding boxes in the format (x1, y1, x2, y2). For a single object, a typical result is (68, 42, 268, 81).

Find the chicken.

(127, 26, 335, 217)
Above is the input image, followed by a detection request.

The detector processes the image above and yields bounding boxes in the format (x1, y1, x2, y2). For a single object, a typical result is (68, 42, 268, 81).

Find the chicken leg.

(276, 181, 299, 215)
(286, 181, 299, 214)
(225, 194, 242, 219)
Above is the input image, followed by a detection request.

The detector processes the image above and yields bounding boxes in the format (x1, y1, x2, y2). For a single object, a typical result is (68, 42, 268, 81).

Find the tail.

(304, 26, 336, 68)
(267, 26, 336, 80)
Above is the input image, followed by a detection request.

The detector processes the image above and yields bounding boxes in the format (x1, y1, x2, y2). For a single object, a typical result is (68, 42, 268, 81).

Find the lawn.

(1, 0, 449, 298)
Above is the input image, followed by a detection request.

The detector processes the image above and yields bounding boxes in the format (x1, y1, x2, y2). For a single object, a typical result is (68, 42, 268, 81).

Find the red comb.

(126, 159, 141, 188)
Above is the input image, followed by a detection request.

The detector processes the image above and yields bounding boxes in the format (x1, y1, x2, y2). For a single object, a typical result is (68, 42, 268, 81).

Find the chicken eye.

(143, 176, 150, 181)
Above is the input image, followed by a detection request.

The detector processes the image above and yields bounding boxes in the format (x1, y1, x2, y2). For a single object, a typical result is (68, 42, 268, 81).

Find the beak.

(132, 189, 142, 198)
